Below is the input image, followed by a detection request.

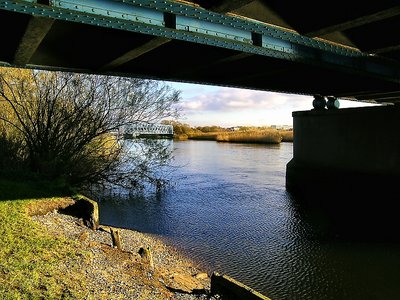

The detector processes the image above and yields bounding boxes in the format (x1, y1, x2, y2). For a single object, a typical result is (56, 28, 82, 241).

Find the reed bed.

(216, 129, 282, 144)
(279, 130, 293, 142)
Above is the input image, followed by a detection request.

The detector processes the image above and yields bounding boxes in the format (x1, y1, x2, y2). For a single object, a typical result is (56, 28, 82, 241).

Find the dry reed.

(216, 129, 282, 144)
(279, 130, 293, 142)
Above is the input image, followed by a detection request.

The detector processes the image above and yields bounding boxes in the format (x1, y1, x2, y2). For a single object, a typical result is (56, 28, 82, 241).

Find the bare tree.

(0, 67, 180, 188)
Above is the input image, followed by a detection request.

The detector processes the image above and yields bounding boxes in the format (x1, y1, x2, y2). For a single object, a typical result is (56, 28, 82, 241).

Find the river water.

(99, 140, 400, 300)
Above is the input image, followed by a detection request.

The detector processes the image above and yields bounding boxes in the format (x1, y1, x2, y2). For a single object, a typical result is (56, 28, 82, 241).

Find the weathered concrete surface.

(164, 272, 205, 294)
(286, 105, 400, 239)
(60, 195, 99, 230)
(211, 272, 271, 300)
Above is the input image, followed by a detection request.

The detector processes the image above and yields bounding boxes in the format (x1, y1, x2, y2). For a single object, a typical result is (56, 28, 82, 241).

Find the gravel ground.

(32, 211, 220, 300)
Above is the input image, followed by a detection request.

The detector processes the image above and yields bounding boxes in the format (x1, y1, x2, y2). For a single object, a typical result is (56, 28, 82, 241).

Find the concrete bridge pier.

(286, 101, 400, 240)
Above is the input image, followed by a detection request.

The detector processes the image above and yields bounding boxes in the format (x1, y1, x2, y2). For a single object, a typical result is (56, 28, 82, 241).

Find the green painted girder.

(0, 0, 399, 83)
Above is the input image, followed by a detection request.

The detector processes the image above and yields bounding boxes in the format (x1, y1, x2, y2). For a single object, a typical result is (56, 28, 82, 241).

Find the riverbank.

(33, 210, 212, 299)
(0, 179, 214, 299)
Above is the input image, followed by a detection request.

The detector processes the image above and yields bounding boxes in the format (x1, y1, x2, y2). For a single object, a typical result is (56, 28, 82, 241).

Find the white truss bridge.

(124, 123, 174, 137)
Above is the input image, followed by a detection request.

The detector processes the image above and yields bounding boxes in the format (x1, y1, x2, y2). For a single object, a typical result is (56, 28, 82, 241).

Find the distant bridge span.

(124, 123, 173, 137)
(0, 0, 399, 102)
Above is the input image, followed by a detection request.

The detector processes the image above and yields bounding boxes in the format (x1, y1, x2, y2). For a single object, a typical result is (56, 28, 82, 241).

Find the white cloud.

(179, 86, 309, 113)
(169, 82, 379, 127)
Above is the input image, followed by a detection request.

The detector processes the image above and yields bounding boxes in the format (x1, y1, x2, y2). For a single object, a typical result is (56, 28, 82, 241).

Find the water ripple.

(99, 141, 400, 300)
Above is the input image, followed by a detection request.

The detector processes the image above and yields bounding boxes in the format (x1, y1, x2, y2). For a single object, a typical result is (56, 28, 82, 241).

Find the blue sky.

(168, 81, 377, 127)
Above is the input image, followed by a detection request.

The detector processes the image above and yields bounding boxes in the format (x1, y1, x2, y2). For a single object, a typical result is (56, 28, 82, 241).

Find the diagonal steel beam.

(227, 66, 291, 85)
(332, 89, 400, 102)
(101, 37, 171, 70)
(174, 52, 253, 77)
(354, 90, 400, 100)
(202, 0, 254, 14)
(13, 15, 54, 65)
(304, 6, 400, 37)
(370, 44, 400, 55)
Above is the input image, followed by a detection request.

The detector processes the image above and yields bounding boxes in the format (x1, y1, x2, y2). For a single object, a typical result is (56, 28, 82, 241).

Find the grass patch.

(0, 179, 89, 299)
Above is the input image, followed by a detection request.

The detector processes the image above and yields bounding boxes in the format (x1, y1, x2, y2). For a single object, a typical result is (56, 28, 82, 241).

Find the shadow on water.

(288, 188, 400, 242)
(93, 188, 170, 234)
(282, 192, 400, 300)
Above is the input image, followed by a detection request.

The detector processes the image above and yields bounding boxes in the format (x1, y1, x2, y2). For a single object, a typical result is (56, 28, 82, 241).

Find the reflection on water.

(99, 141, 400, 300)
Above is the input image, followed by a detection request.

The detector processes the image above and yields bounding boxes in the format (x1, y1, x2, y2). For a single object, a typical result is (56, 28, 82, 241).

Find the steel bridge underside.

(0, 0, 399, 103)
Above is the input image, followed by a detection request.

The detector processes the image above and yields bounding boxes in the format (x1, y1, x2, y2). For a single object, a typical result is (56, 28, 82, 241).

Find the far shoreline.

(162, 121, 293, 144)
(173, 129, 293, 144)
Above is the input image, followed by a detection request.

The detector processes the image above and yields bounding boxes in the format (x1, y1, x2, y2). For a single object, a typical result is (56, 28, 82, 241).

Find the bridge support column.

(286, 105, 400, 239)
